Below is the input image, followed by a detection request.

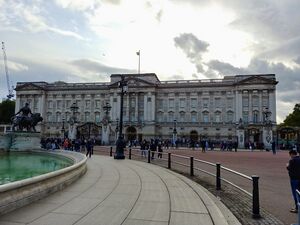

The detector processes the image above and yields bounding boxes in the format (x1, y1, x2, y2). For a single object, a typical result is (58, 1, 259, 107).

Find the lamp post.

(70, 102, 79, 123)
(173, 119, 177, 147)
(115, 118, 119, 141)
(263, 107, 272, 148)
(61, 118, 65, 139)
(114, 75, 128, 159)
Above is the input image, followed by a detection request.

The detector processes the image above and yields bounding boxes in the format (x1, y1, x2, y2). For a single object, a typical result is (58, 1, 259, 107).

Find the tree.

(282, 103, 300, 127)
(0, 100, 15, 124)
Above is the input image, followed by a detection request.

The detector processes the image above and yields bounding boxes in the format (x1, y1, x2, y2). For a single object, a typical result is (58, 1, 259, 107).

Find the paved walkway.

(0, 155, 239, 225)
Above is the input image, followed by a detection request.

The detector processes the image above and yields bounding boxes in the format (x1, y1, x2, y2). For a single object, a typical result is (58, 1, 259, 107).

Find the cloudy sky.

(0, 0, 299, 123)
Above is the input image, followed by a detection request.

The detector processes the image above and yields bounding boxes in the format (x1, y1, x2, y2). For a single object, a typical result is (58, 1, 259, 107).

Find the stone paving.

(0, 155, 240, 225)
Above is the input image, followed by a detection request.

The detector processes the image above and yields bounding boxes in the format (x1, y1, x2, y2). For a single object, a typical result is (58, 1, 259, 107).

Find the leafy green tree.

(0, 100, 15, 124)
(282, 103, 300, 127)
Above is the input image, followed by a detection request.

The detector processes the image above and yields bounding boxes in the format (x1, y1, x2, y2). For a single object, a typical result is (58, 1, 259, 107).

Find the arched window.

(203, 112, 209, 123)
(169, 112, 174, 122)
(157, 112, 163, 122)
(179, 112, 185, 122)
(95, 112, 101, 123)
(227, 111, 233, 123)
(47, 112, 52, 123)
(56, 112, 61, 122)
(253, 110, 259, 123)
(215, 112, 221, 123)
(191, 112, 197, 122)
(85, 112, 90, 122)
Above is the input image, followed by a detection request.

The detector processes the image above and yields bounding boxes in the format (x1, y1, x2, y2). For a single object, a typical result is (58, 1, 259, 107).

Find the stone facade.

(15, 73, 278, 148)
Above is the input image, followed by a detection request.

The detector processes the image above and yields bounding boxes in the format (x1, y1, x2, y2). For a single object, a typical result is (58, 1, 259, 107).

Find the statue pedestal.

(9, 132, 42, 151)
(236, 129, 245, 149)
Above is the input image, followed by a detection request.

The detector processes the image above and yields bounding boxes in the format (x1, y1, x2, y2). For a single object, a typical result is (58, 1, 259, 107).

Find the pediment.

(235, 75, 278, 85)
(109, 77, 156, 88)
(15, 83, 45, 91)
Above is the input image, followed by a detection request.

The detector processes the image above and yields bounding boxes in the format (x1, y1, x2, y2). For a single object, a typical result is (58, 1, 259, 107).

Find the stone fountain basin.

(0, 150, 87, 216)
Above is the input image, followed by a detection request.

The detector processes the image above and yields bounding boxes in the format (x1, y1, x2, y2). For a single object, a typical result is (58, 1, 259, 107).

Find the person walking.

(272, 141, 276, 155)
(86, 139, 93, 158)
(286, 150, 300, 213)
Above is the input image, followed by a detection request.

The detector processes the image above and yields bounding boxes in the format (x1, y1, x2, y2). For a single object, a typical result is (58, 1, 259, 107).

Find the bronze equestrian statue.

(11, 103, 43, 132)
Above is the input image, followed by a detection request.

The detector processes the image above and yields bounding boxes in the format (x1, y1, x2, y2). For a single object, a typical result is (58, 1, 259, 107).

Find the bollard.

(148, 149, 151, 163)
(129, 148, 132, 160)
(252, 175, 261, 219)
(190, 157, 194, 176)
(110, 146, 112, 157)
(168, 153, 171, 169)
(216, 163, 221, 190)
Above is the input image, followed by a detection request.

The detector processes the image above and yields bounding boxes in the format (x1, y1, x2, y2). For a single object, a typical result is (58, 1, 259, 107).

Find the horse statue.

(11, 113, 43, 132)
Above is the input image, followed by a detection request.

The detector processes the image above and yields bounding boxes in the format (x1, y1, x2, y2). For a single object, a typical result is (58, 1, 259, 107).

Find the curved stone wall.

(0, 150, 87, 215)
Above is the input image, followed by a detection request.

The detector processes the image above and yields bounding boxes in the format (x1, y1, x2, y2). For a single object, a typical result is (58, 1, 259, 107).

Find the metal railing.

(108, 146, 261, 218)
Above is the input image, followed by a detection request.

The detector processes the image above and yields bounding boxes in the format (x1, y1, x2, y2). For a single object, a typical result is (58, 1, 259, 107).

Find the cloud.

(174, 33, 209, 73)
(205, 60, 247, 75)
(294, 56, 300, 65)
(0, 1, 85, 40)
(69, 59, 136, 78)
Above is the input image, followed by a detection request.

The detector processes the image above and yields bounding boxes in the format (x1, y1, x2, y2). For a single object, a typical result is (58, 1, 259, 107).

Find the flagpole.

(137, 50, 140, 74)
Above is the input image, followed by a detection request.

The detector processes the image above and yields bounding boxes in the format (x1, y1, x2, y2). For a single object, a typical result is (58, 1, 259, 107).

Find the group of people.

(41, 137, 95, 158)
(140, 139, 163, 159)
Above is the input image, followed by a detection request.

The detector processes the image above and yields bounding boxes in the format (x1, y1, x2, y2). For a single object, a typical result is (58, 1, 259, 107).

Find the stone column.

(249, 91, 252, 123)
(259, 91, 262, 122)
(151, 92, 155, 121)
(144, 94, 148, 121)
(269, 90, 276, 122)
(15, 95, 21, 114)
(135, 94, 138, 122)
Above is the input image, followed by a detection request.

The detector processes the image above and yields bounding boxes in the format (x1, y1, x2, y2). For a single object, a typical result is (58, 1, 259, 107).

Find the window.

(113, 98, 117, 102)
(253, 111, 259, 123)
(242, 97, 249, 107)
(130, 98, 135, 108)
(262, 97, 269, 107)
(85, 112, 90, 122)
(157, 112, 163, 122)
(48, 100, 53, 109)
(191, 98, 197, 108)
(95, 112, 100, 123)
(203, 112, 209, 123)
(242, 111, 248, 123)
(191, 112, 197, 122)
(227, 112, 233, 123)
(65, 112, 71, 122)
(227, 98, 233, 108)
(215, 98, 221, 108)
(47, 113, 52, 122)
(56, 100, 62, 109)
(215, 112, 221, 123)
(95, 100, 101, 109)
(169, 99, 174, 108)
(85, 100, 91, 109)
(169, 112, 174, 122)
(180, 98, 185, 108)
(252, 96, 259, 107)
(147, 97, 152, 102)
(138, 111, 144, 122)
(157, 99, 163, 109)
(203, 98, 209, 108)
(34, 99, 38, 109)
(179, 112, 185, 122)
(56, 112, 61, 122)
(76, 100, 81, 107)
(66, 100, 71, 108)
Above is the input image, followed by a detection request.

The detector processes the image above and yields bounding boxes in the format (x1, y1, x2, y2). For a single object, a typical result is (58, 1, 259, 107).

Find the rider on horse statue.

(15, 102, 32, 120)
(12, 103, 43, 132)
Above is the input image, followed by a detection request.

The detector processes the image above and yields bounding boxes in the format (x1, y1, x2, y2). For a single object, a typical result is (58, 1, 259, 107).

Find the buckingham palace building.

(15, 73, 278, 148)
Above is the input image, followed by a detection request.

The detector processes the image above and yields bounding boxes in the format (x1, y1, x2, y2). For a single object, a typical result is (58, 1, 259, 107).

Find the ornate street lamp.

(103, 102, 112, 117)
(115, 118, 119, 140)
(70, 102, 79, 124)
(61, 118, 65, 138)
(263, 107, 273, 146)
(114, 75, 128, 159)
